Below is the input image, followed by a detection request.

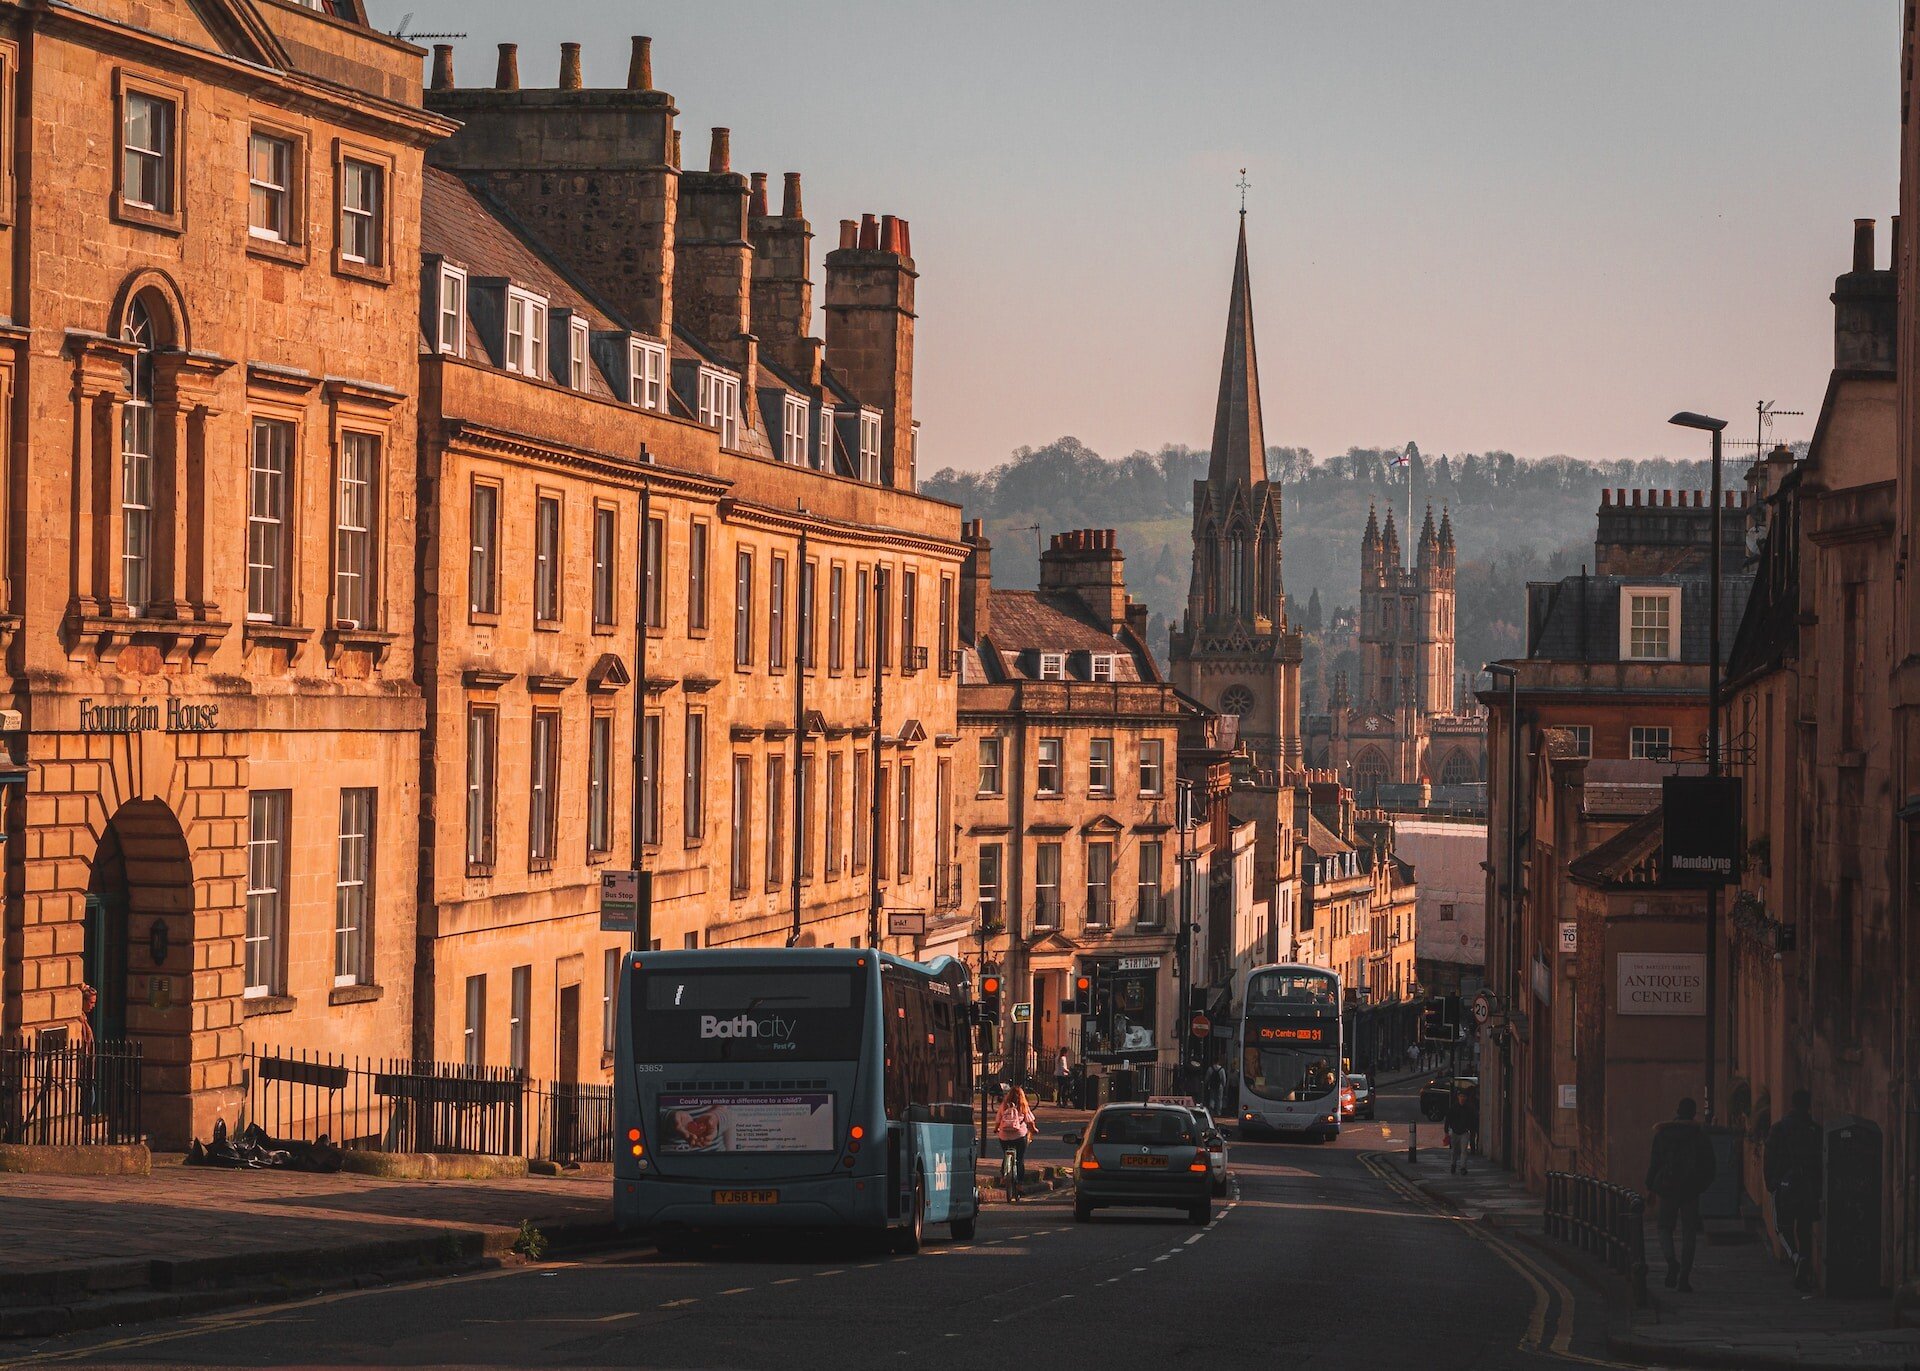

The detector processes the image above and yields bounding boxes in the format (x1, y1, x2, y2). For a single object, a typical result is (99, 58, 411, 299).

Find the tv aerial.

(390, 14, 467, 41)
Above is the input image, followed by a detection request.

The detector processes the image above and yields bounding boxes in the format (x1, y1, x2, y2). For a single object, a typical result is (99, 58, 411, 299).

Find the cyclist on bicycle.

(995, 1086, 1037, 1202)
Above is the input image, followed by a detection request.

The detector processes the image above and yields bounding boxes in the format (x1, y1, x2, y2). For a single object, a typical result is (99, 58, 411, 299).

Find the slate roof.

(1567, 809, 1664, 887)
(1303, 816, 1352, 857)
(1525, 572, 1753, 665)
(964, 590, 1159, 685)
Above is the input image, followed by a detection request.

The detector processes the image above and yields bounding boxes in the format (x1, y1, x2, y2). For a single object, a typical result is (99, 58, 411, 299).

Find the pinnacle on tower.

(1417, 504, 1439, 567)
(1382, 508, 1401, 567)
(1439, 506, 1456, 565)
(1363, 503, 1380, 547)
(1206, 216, 1268, 490)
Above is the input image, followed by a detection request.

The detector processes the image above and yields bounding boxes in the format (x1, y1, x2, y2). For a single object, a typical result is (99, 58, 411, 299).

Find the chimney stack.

(430, 44, 455, 91)
(750, 171, 817, 382)
(558, 42, 583, 90)
(627, 35, 653, 91)
(1038, 528, 1130, 632)
(1833, 216, 1897, 372)
(675, 129, 755, 386)
(826, 210, 918, 488)
(709, 127, 730, 173)
(960, 520, 993, 642)
(495, 43, 519, 90)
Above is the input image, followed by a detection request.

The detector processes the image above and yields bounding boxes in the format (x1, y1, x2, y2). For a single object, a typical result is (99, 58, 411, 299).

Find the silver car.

(1186, 1105, 1230, 1195)
(1066, 1103, 1213, 1225)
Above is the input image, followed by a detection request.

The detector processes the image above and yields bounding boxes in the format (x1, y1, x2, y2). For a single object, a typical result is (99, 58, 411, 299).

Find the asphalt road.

(1, 1083, 1622, 1370)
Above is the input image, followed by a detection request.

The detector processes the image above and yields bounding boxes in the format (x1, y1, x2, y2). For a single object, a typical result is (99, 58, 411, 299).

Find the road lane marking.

(816, 1270, 845, 1277)
(773, 1277, 803, 1285)
(721, 1287, 753, 1296)
(1185, 1234, 1205, 1245)
(660, 1298, 699, 1309)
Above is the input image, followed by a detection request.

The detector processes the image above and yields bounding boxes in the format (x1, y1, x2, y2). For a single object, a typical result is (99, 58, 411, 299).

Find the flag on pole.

(1391, 449, 1410, 468)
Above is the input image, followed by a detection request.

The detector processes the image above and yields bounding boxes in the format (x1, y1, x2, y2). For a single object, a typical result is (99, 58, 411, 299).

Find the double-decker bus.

(613, 948, 978, 1252)
(1237, 964, 1343, 1142)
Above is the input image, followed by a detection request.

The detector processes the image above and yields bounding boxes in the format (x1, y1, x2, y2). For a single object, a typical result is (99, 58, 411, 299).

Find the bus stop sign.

(1190, 1013, 1211, 1039)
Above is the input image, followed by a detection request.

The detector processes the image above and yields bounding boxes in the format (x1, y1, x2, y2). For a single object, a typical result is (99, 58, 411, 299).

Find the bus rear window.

(633, 968, 864, 1063)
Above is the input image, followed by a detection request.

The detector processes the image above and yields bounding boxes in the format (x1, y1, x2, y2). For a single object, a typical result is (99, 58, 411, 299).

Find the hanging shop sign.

(1661, 776, 1742, 886)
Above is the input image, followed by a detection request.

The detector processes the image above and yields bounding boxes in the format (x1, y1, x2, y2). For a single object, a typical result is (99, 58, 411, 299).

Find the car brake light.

(1188, 1162, 1208, 1173)
(1080, 1157, 1100, 1170)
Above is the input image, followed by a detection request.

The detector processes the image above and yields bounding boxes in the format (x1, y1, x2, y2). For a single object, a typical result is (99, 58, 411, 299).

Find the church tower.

(1169, 217, 1303, 767)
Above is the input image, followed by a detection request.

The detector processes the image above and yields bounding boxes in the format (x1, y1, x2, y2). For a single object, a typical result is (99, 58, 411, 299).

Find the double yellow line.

(1360, 1150, 1635, 1368)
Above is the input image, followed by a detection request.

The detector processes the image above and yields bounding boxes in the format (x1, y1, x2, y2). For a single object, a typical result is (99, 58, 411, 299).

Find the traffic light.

(1069, 972, 1094, 1016)
(1444, 993, 1463, 1038)
(978, 972, 1003, 1023)
(1420, 998, 1447, 1043)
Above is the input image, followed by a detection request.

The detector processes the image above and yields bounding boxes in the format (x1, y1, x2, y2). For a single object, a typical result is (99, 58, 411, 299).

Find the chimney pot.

(559, 42, 583, 90)
(495, 42, 520, 90)
(1854, 217, 1875, 273)
(628, 35, 653, 91)
(782, 172, 803, 219)
(430, 43, 455, 91)
(898, 219, 912, 257)
(669, 129, 682, 169)
(838, 219, 858, 249)
(1662, 489, 1672, 506)
(749, 172, 769, 217)
(858, 213, 879, 250)
(1632, 490, 1641, 506)
(709, 128, 731, 174)
(880, 214, 901, 253)
(1601, 489, 1610, 506)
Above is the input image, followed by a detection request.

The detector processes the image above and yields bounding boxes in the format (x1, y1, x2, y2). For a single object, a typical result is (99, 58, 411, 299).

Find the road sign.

(1189, 1013, 1211, 1039)
(599, 869, 640, 933)
(1011, 1002, 1032, 1023)
(886, 910, 926, 937)
(1471, 990, 1495, 1026)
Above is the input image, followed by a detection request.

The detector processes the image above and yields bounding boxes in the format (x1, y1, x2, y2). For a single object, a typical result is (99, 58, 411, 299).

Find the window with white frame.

(817, 405, 834, 471)
(466, 706, 496, 866)
(1630, 725, 1672, 761)
(508, 965, 530, 1073)
(122, 92, 174, 213)
(1621, 588, 1679, 661)
(245, 790, 289, 997)
(334, 433, 378, 628)
(629, 339, 665, 410)
(587, 712, 613, 855)
(684, 711, 706, 842)
(1086, 841, 1114, 925)
(248, 130, 294, 242)
(464, 974, 487, 1066)
(688, 521, 710, 632)
(734, 549, 754, 667)
(603, 948, 620, 1051)
(533, 494, 561, 622)
(437, 263, 466, 356)
(784, 395, 809, 465)
(858, 411, 882, 483)
(339, 157, 384, 266)
(1036, 737, 1063, 795)
(592, 505, 616, 628)
(1138, 841, 1163, 924)
(121, 304, 157, 616)
(247, 418, 293, 623)
(567, 316, 590, 391)
(504, 288, 547, 378)
(643, 516, 664, 629)
(697, 369, 740, 448)
(1090, 653, 1116, 682)
(978, 843, 1003, 928)
(1035, 842, 1061, 926)
(1139, 738, 1165, 794)
(334, 788, 375, 986)
(640, 712, 662, 846)
(1563, 725, 1593, 758)
(529, 710, 559, 864)
(1088, 737, 1114, 795)
(977, 736, 1003, 796)
(1038, 652, 1066, 681)
(470, 481, 498, 615)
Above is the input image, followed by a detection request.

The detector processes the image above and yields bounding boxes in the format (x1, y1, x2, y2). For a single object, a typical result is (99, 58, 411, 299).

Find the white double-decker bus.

(1237, 964, 1342, 1142)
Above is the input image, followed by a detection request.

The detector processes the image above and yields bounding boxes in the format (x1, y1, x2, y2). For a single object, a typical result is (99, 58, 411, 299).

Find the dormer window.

(567, 315, 590, 391)
(629, 339, 665, 411)
(783, 395, 810, 466)
(1039, 652, 1066, 681)
(504, 287, 547, 379)
(436, 263, 466, 357)
(817, 405, 834, 471)
(698, 368, 740, 448)
(858, 411, 882, 484)
(1090, 653, 1116, 682)
(1620, 587, 1680, 661)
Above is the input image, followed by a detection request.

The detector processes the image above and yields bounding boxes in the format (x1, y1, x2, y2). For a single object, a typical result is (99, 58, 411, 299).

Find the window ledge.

(333, 256, 392, 288)
(324, 626, 394, 665)
(469, 611, 501, 628)
(530, 859, 555, 874)
(328, 983, 382, 1006)
(114, 199, 184, 236)
(466, 862, 494, 879)
(244, 622, 314, 657)
(246, 234, 307, 266)
(243, 994, 297, 1018)
(534, 619, 563, 634)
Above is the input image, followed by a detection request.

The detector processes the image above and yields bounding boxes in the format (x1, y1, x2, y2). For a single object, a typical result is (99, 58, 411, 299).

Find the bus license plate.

(1121, 1155, 1167, 1168)
(712, 1189, 779, 1205)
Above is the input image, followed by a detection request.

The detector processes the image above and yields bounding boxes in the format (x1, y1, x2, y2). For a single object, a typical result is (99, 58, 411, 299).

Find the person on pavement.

(1205, 1060, 1227, 1114)
(1646, 1096, 1717, 1292)
(1055, 1048, 1071, 1105)
(1445, 1084, 1477, 1174)
(995, 1085, 1036, 1200)
(1765, 1088, 1822, 1292)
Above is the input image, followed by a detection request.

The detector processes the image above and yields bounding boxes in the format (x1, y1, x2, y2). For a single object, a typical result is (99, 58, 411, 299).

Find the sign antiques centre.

(77, 698, 222, 734)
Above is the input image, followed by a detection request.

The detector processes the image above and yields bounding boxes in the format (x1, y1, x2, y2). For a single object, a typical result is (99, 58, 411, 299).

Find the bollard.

(1407, 1119, 1419, 1164)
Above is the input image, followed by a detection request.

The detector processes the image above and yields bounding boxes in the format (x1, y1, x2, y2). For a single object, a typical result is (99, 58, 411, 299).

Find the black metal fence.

(0, 1035, 143, 1147)
(1545, 1170, 1649, 1306)
(246, 1049, 612, 1163)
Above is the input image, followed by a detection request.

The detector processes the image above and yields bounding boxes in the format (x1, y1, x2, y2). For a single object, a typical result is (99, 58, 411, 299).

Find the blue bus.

(1237, 964, 1343, 1142)
(613, 947, 979, 1252)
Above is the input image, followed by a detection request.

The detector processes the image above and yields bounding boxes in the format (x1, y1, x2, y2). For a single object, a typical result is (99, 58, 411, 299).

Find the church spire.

(1206, 216, 1268, 490)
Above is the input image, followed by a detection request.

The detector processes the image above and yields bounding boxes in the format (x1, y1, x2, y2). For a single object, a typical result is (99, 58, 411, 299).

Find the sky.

(368, 1, 1901, 474)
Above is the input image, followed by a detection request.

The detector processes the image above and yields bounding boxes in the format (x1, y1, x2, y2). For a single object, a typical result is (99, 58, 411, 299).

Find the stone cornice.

(444, 419, 731, 497)
(720, 496, 966, 561)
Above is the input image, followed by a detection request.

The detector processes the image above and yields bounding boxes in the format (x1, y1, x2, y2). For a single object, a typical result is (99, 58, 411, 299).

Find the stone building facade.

(0, 0, 448, 1145)
(411, 45, 964, 1083)
(1169, 219, 1304, 770)
(952, 524, 1188, 1096)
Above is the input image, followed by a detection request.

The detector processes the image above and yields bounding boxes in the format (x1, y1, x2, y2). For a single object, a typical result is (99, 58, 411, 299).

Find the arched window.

(1440, 750, 1479, 786)
(121, 302, 157, 616)
(1353, 749, 1388, 799)
(1228, 536, 1247, 616)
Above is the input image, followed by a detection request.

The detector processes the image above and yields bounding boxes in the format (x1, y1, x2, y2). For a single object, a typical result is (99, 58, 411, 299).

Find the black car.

(1065, 1103, 1213, 1225)
(1421, 1073, 1478, 1121)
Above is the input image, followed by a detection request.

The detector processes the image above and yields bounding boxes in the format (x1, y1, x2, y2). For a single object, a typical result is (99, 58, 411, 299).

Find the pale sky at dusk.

(371, 1, 1899, 473)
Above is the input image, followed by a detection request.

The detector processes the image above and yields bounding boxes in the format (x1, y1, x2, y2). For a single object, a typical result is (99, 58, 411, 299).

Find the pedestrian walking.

(1205, 1060, 1227, 1115)
(1055, 1047, 1071, 1106)
(1765, 1088, 1822, 1292)
(1645, 1097, 1716, 1293)
(995, 1086, 1036, 1200)
(1444, 1083, 1477, 1174)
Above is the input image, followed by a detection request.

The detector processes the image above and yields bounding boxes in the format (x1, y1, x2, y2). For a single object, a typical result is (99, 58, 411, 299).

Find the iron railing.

(1084, 890, 1113, 928)
(1136, 893, 1165, 929)
(246, 1048, 611, 1162)
(1032, 892, 1061, 929)
(0, 1035, 143, 1146)
(1545, 1170, 1649, 1306)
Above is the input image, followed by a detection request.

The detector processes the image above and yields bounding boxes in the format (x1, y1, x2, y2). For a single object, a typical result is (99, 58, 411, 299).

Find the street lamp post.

(1484, 661, 1519, 1169)
(1669, 411, 1727, 1125)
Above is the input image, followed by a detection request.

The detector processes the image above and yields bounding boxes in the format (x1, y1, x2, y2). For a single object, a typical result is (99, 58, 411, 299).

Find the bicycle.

(999, 1142, 1021, 1202)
